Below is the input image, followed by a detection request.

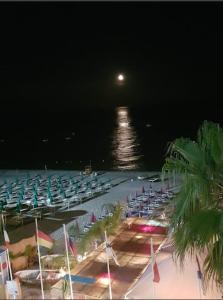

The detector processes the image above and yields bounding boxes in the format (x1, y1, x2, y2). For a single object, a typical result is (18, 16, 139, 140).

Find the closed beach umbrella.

(32, 185, 36, 194)
(19, 192, 23, 202)
(17, 194, 21, 205)
(47, 190, 53, 203)
(47, 188, 52, 198)
(3, 197, 7, 206)
(16, 202, 21, 213)
(47, 195, 52, 205)
(8, 184, 12, 195)
(0, 201, 3, 212)
(142, 186, 145, 194)
(33, 194, 38, 208)
(20, 185, 25, 196)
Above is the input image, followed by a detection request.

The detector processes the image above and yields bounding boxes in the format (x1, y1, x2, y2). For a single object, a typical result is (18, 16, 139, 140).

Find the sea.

(0, 105, 214, 171)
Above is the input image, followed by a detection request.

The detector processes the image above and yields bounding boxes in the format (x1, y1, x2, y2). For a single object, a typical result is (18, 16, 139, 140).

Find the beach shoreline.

(0, 169, 176, 243)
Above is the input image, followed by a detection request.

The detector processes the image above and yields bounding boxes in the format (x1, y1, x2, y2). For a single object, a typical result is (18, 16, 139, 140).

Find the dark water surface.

(0, 105, 215, 171)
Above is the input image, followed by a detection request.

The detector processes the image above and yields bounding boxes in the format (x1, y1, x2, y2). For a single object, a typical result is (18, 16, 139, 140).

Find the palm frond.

(163, 120, 223, 290)
(77, 204, 122, 254)
(203, 236, 223, 290)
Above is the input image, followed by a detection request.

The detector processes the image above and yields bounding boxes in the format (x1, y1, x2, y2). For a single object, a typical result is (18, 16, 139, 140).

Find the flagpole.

(104, 231, 112, 300)
(1, 214, 5, 239)
(1, 214, 13, 282)
(6, 248, 17, 300)
(0, 255, 5, 284)
(63, 224, 74, 300)
(35, 218, 45, 300)
(6, 249, 12, 280)
(150, 238, 156, 299)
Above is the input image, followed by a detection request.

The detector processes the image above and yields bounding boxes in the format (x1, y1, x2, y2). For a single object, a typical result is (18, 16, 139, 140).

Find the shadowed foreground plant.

(162, 121, 223, 290)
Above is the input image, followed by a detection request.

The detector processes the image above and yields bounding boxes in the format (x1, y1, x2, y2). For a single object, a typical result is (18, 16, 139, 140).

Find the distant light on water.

(118, 108, 127, 116)
(119, 121, 129, 128)
(112, 107, 141, 170)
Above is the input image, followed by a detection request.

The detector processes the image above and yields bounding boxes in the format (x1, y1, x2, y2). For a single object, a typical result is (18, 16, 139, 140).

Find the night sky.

(1, 3, 223, 112)
(0, 2, 223, 168)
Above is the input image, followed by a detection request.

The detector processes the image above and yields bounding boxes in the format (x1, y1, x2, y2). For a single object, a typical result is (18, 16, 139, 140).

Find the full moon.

(118, 74, 124, 81)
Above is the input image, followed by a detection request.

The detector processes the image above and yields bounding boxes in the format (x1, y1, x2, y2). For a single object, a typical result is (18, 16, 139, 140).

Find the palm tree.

(77, 203, 123, 255)
(162, 120, 223, 290)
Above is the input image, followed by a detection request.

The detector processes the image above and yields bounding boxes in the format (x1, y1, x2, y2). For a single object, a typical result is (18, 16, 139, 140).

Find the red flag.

(37, 231, 53, 249)
(151, 238, 160, 283)
(91, 213, 97, 223)
(0, 261, 7, 271)
(67, 236, 77, 257)
(153, 261, 160, 283)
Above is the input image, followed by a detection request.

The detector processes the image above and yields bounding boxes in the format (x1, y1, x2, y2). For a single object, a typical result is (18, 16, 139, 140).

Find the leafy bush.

(77, 203, 123, 255)
(41, 255, 76, 270)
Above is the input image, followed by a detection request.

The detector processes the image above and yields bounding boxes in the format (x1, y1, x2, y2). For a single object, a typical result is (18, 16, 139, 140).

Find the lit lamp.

(98, 273, 114, 286)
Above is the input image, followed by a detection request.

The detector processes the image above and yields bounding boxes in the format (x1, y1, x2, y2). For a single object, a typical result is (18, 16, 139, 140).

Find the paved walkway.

(51, 217, 167, 299)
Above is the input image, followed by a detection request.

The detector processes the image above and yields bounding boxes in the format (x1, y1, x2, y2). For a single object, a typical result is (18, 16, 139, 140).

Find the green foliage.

(162, 120, 223, 290)
(77, 203, 122, 255)
(41, 255, 76, 270)
(68, 223, 80, 239)
(62, 278, 69, 297)
(9, 245, 37, 260)
(24, 245, 33, 257)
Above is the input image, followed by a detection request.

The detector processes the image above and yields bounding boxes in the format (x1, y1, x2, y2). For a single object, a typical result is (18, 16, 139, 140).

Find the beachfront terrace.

(51, 217, 168, 299)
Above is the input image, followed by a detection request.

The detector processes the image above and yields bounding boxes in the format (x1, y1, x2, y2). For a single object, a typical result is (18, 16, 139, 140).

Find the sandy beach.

(0, 169, 171, 242)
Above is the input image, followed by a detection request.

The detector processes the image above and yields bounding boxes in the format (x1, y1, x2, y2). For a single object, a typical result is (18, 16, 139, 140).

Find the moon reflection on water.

(112, 107, 141, 170)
